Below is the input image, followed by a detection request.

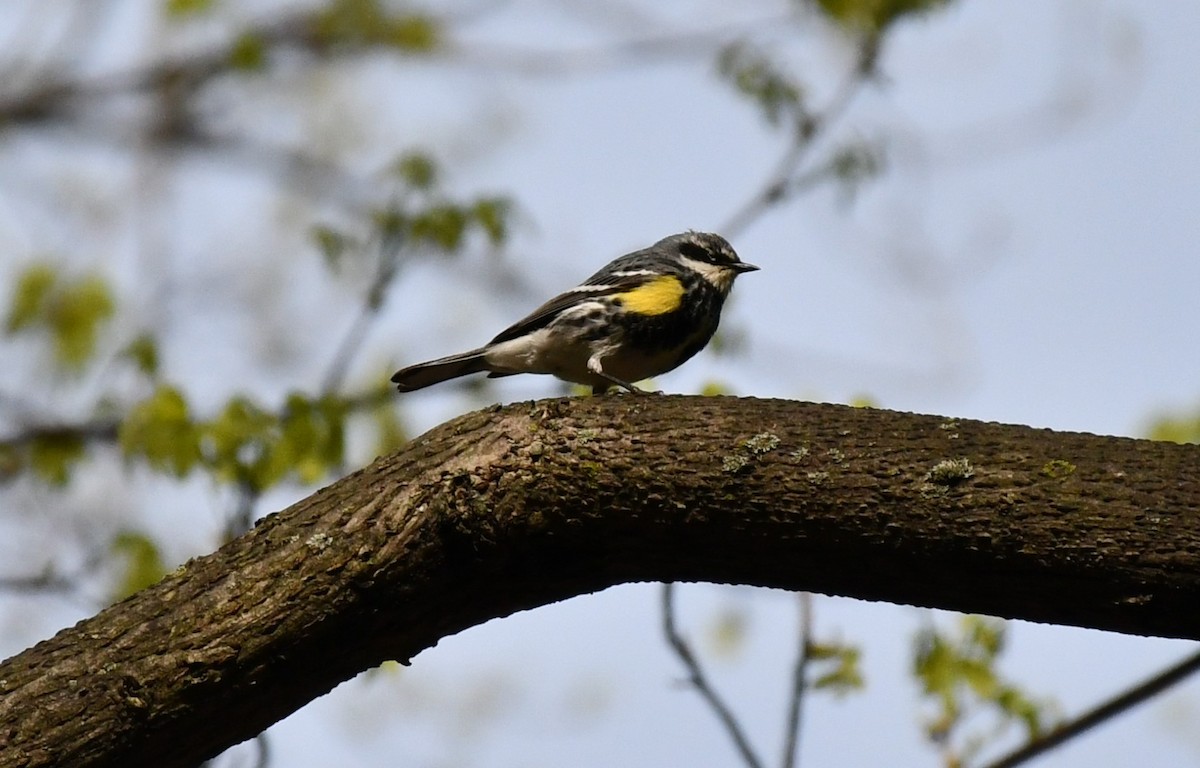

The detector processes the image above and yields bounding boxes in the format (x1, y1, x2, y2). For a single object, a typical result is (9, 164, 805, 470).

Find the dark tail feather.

(391, 348, 489, 392)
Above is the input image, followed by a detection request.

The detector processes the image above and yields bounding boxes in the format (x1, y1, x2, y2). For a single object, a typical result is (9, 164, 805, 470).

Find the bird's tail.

(391, 348, 490, 392)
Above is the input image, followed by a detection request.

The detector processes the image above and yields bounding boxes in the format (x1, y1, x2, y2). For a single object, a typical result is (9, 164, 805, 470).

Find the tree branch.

(980, 647, 1200, 768)
(781, 593, 813, 768)
(662, 582, 765, 768)
(1, 396, 1198, 768)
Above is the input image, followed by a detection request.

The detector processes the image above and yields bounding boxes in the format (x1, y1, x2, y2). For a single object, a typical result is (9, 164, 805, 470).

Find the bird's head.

(667, 231, 758, 293)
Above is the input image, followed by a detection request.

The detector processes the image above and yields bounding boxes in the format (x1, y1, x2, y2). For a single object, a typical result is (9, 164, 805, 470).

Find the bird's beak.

(733, 262, 760, 273)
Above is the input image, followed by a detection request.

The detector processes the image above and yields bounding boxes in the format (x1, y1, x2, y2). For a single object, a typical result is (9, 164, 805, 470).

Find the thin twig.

(721, 40, 874, 239)
(223, 481, 262, 542)
(0, 569, 77, 593)
(0, 420, 119, 449)
(318, 225, 406, 396)
(446, 12, 797, 76)
(781, 593, 814, 768)
(661, 582, 766, 768)
(980, 648, 1200, 768)
(252, 731, 270, 768)
(0, 9, 796, 123)
(0, 548, 109, 605)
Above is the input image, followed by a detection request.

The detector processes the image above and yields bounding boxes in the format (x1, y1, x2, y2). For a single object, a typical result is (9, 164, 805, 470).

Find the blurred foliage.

(164, 0, 215, 16)
(5, 263, 116, 371)
(111, 530, 167, 600)
(914, 615, 1056, 766)
(120, 385, 202, 478)
(312, 0, 440, 52)
(717, 42, 808, 128)
(2, 150, 509, 496)
(1147, 405, 1200, 444)
(815, 0, 952, 36)
(372, 391, 408, 456)
(392, 153, 438, 190)
(28, 432, 88, 486)
(123, 334, 161, 379)
(699, 381, 733, 397)
(808, 639, 865, 695)
(120, 387, 348, 492)
(319, 152, 511, 275)
(828, 139, 886, 201)
(707, 604, 749, 658)
(228, 32, 267, 70)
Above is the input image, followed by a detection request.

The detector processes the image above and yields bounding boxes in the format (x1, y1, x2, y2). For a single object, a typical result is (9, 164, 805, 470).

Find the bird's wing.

(488, 264, 661, 345)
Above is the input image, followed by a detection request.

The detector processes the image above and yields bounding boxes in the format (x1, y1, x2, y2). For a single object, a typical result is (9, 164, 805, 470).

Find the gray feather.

(391, 348, 489, 392)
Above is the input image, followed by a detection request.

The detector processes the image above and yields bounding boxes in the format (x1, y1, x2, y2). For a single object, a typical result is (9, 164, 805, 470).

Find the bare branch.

(980, 648, 1200, 768)
(318, 227, 407, 396)
(662, 583, 765, 768)
(722, 40, 875, 238)
(781, 593, 813, 768)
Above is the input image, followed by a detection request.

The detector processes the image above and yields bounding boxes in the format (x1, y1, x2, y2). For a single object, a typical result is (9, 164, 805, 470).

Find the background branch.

(662, 582, 765, 768)
(980, 648, 1200, 768)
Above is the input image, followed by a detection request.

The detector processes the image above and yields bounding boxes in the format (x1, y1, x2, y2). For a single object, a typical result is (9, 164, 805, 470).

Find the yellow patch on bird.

(614, 275, 684, 316)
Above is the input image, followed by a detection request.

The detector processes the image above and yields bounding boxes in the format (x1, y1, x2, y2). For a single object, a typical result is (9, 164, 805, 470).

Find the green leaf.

(111, 530, 166, 600)
(471, 197, 511, 245)
(393, 152, 438, 190)
(199, 393, 346, 491)
(5, 263, 58, 333)
(384, 14, 439, 51)
(374, 397, 407, 455)
(124, 334, 160, 378)
(164, 0, 215, 16)
(5, 266, 116, 370)
(1147, 406, 1200, 444)
(716, 42, 806, 127)
(809, 642, 865, 696)
(228, 32, 267, 70)
(815, 0, 953, 35)
(274, 393, 346, 485)
(829, 141, 886, 201)
(312, 225, 356, 270)
(202, 396, 274, 488)
(707, 606, 748, 658)
(410, 204, 469, 251)
(371, 208, 408, 241)
(29, 433, 86, 486)
(48, 274, 116, 369)
(120, 385, 201, 477)
(312, 0, 440, 52)
(913, 615, 1056, 759)
(0, 443, 21, 483)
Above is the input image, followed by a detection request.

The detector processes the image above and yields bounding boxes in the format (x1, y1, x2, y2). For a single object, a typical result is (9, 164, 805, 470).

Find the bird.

(391, 231, 757, 395)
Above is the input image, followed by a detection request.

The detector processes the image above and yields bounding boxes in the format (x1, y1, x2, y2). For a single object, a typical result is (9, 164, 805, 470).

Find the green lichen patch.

(1041, 459, 1076, 479)
(721, 432, 781, 474)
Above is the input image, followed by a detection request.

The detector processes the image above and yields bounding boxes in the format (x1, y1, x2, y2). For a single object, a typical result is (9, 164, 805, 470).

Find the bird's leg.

(587, 356, 643, 395)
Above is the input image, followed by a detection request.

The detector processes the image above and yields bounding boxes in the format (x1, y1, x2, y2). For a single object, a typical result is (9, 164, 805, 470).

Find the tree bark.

(1, 396, 1197, 768)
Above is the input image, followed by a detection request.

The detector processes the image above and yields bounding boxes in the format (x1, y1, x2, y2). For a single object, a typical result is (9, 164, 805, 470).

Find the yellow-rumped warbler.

(391, 231, 757, 394)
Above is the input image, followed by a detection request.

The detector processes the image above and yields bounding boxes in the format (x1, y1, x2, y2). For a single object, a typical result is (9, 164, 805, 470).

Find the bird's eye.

(678, 240, 714, 263)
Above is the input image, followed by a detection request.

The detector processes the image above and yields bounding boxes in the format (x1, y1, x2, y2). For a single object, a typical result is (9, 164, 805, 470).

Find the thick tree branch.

(1, 396, 1198, 768)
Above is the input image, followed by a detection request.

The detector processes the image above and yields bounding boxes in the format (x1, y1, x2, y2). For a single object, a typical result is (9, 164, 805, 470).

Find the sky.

(3, 1, 1200, 767)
